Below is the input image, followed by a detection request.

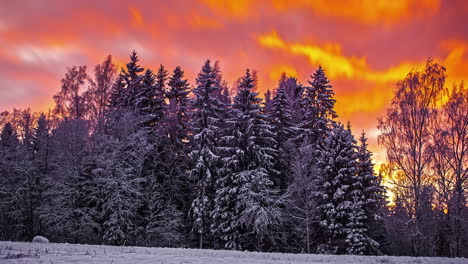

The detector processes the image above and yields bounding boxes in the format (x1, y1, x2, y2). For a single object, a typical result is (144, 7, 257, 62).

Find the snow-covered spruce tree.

(356, 131, 386, 253)
(134, 67, 166, 128)
(108, 73, 126, 110)
(263, 89, 273, 116)
(212, 69, 281, 251)
(122, 51, 144, 109)
(153, 65, 168, 123)
(189, 59, 223, 249)
(279, 75, 304, 126)
(299, 66, 337, 143)
(269, 84, 295, 190)
(166, 66, 191, 146)
(345, 194, 368, 255)
(316, 123, 367, 254)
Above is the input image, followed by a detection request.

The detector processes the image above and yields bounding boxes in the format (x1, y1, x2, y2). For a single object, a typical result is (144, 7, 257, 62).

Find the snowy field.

(0, 241, 466, 264)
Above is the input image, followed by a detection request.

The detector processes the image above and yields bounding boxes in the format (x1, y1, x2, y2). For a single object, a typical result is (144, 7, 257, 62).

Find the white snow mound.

(32, 236, 49, 243)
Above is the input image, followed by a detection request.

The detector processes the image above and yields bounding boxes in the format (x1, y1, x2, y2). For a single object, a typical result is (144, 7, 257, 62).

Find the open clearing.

(0, 241, 466, 264)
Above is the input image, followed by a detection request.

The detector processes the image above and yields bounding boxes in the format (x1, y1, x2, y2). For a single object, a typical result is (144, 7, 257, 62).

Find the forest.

(0, 52, 466, 257)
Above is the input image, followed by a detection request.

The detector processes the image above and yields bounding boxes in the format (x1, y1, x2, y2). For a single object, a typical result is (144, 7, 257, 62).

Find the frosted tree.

(345, 195, 368, 255)
(316, 123, 363, 254)
(166, 66, 191, 146)
(263, 89, 273, 116)
(135, 68, 165, 127)
(153, 65, 168, 123)
(122, 51, 144, 109)
(40, 119, 96, 243)
(356, 131, 386, 253)
(212, 69, 280, 251)
(286, 139, 320, 253)
(269, 84, 295, 189)
(279, 74, 304, 125)
(299, 66, 337, 143)
(189, 59, 222, 249)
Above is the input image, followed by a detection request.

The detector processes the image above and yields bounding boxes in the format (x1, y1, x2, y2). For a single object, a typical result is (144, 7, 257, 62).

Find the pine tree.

(134, 69, 163, 127)
(108, 73, 126, 110)
(263, 89, 273, 116)
(164, 66, 192, 226)
(166, 66, 191, 146)
(269, 85, 294, 189)
(316, 123, 363, 254)
(153, 65, 168, 123)
(356, 131, 386, 253)
(299, 66, 337, 143)
(189, 59, 222, 249)
(212, 69, 280, 251)
(122, 51, 144, 109)
(279, 75, 304, 126)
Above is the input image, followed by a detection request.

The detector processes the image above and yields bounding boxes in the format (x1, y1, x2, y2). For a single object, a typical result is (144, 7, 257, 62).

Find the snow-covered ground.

(0, 241, 465, 264)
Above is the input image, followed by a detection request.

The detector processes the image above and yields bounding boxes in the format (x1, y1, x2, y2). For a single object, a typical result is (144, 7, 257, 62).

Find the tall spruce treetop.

(122, 51, 144, 109)
(135, 69, 155, 121)
(166, 66, 191, 145)
(134, 66, 166, 127)
(301, 66, 337, 141)
(263, 89, 273, 116)
(154, 64, 168, 121)
(190, 59, 222, 249)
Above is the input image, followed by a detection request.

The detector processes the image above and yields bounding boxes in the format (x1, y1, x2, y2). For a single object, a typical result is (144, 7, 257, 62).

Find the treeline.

(0, 53, 466, 257)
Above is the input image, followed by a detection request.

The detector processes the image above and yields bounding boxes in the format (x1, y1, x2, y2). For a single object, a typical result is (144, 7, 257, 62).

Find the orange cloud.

(189, 14, 224, 29)
(258, 30, 419, 82)
(273, 0, 440, 25)
(200, 0, 440, 25)
(200, 0, 253, 20)
(129, 6, 144, 28)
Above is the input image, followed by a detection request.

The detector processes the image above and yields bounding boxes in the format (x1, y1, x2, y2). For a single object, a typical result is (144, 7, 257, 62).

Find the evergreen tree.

(279, 75, 304, 125)
(212, 69, 280, 251)
(189, 59, 222, 249)
(263, 89, 273, 116)
(134, 69, 164, 127)
(299, 66, 337, 143)
(153, 65, 168, 123)
(356, 131, 386, 253)
(166, 66, 191, 146)
(269, 85, 295, 189)
(122, 51, 144, 109)
(316, 123, 365, 254)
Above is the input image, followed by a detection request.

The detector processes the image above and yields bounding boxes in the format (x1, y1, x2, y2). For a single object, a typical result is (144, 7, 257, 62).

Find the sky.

(1, 0, 468, 167)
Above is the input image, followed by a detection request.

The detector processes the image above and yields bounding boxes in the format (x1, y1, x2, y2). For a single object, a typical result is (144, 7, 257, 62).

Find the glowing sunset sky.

(1, 0, 468, 166)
